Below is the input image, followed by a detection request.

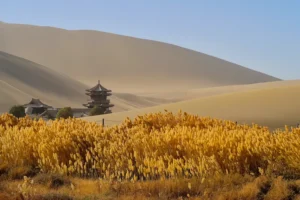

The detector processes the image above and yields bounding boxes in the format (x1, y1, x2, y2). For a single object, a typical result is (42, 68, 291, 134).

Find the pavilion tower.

(83, 80, 114, 114)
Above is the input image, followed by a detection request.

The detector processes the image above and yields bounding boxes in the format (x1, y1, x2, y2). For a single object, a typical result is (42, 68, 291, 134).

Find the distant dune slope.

(0, 22, 280, 93)
(0, 51, 88, 112)
(142, 80, 300, 100)
(0, 51, 172, 113)
(84, 80, 300, 130)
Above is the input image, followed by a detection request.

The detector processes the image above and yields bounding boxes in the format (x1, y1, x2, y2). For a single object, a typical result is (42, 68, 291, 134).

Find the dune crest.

(0, 22, 279, 93)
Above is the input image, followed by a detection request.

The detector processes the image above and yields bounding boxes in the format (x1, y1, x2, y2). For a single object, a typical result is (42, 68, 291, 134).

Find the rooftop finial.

(98, 80, 100, 84)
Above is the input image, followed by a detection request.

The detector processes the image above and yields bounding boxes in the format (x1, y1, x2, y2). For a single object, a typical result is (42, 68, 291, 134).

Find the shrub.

(33, 174, 71, 189)
(89, 106, 105, 116)
(56, 107, 73, 119)
(9, 105, 25, 118)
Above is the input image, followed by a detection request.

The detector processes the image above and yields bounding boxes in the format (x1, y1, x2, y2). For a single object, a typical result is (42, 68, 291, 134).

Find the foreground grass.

(0, 173, 300, 200)
(1, 112, 300, 199)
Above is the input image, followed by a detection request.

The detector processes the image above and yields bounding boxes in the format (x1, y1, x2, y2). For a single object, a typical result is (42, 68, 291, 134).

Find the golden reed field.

(1, 111, 300, 200)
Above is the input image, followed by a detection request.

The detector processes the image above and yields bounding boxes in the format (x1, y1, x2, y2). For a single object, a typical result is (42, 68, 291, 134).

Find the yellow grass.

(1, 111, 300, 199)
(1, 174, 299, 199)
(2, 111, 300, 178)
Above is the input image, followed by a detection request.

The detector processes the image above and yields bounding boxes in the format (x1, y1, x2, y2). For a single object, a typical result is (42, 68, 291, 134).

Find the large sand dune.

(0, 21, 290, 125)
(0, 51, 87, 112)
(0, 22, 279, 93)
(0, 51, 173, 113)
(142, 80, 300, 100)
(84, 80, 300, 130)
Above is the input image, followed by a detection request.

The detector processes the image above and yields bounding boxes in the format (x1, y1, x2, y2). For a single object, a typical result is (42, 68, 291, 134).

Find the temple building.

(83, 80, 114, 114)
(23, 98, 53, 115)
(21, 80, 113, 119)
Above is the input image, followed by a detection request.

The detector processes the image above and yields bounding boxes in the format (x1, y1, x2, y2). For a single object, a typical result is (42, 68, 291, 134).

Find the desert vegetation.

(56, 107, 73, 119)
(89, 106, 106, 116)
(8, 105, 25, 118)
(0, 111, 300, 199)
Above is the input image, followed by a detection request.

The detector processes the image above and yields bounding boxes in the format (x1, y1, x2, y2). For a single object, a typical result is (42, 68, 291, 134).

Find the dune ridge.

(0, 22, 279, 93)
(142, 79, 300, 100)
(0, 21, 291, 129)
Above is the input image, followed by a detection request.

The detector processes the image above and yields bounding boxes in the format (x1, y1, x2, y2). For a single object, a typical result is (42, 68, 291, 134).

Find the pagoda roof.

(23, 98, 52, 108)
(83, 103, 114, 108)
(86, 80, 112, 92)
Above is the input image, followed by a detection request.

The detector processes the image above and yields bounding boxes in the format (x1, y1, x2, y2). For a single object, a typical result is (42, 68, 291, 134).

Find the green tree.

(89, 106, 105, 116)
(56, 107, 73, 119)
(9, 105, 26, 118)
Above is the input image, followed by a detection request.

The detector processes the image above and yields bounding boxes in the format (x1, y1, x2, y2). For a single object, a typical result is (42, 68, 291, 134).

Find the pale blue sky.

(1, 0, 299, 80)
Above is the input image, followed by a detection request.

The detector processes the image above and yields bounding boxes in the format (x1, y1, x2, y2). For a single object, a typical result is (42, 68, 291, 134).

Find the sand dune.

(0, 21, 290, 124)
(84, 80, 300, 130)
(142, 80, 300, 100)
(0, 51, 172, 113)
(0, 51, 87, 112)
(0, 22, 279, 93)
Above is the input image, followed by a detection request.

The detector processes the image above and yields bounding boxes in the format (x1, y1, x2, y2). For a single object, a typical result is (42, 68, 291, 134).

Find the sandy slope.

(141, 80, 300, 100)
(84, 80, 300, 130)
(0, 22, 279, 93)
(0, 51, 87, 112)
(0, 51, 172, 113)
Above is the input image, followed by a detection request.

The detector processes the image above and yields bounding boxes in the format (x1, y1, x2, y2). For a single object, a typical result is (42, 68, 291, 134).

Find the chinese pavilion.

(83, 80, 114, 114)
(23, 98, 53, 115)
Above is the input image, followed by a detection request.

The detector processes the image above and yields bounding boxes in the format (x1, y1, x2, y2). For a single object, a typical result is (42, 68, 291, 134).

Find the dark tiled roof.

(86, 80, 112, 92)
(23, 98, 52, 108)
